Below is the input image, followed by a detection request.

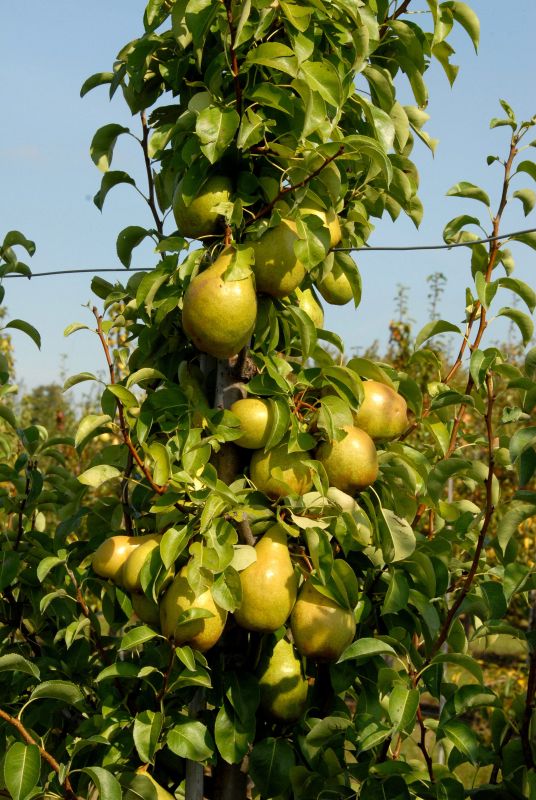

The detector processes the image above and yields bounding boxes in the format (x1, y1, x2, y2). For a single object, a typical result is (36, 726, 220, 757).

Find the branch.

(140, 111, 163, 235)
(379, 0, 412, 38)
(0, 708, 83, 800)
(223, 0, 242, 117)
(14, 461, 33, 551)
(521, 590, 536, 769)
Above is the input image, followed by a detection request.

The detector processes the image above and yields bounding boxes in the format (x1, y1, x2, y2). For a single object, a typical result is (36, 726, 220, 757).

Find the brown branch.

(416, 703, 435, 782)
(521, 591, 536, 769)
(140, 111, 163, 235)
(223, 0, 242, 117)
(0, 708, 83, 800)
(379, 0, 412, 39)
(237, 512, 256, 546)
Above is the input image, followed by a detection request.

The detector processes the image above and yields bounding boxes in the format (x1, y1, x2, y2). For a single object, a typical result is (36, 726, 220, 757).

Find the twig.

(237, 513, 256, 546)
(223, 0, 242, 117)
(379, 0, 412, 38)
(140, 111, 163, 234)
(416, 703, 435, 782)
(14, 461, 33, 551)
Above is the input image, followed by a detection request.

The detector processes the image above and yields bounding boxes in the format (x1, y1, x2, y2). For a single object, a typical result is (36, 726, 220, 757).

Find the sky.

(0, 1, 535, 395)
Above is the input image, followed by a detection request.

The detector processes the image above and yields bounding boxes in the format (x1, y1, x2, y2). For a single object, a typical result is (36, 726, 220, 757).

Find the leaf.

(2, 230, 36, 256)
(380, 508, 416, 562)
(299, 61, 341, 107)
(63, 371, 99, 391)
(120, 625, 161, 651)
(4, 319, 41, 349)
(245, 42, 298, 77)
(337, 637, 397, 664)
(440, 719, 479, 763)
(94, 170, 136, 211)
(443, 214, 480, 242)
(443, 1, 480, 51)
(512, 230, 536, 251)
(90, 123, 130, 172)
(126, 368, 166, 388)
(196, 106, 240, 164)
(75, 414, 112, 448)
(215, 701, 255, 764)
(3, 743, 41, 800)
(496, 277, 536, 313)
(82, 767, 122, 800)
(0, 654, 40, 680)
(133, 710, 164, 764)
(167, 717, 214, 761)
(0, 551, 20, 591)
(117, 226, 152, 268)
(249, 737, 295, 797)
(446, 181, 490, 206)
(0, 404, 18, 430)
(429, 653, 483, 683)
(78, 464, 121, 488)
(515, 160, 536, 182)
(107, 384, 139, 409)
(496, 307, 534, 345)
(414, 320, 461, 349)
(346, 357, 396, 389)
(389, 685, 419, 733)
(513, 188, 536, 216)
(80, 71, 114, 97)
(29, 680, 85, 708)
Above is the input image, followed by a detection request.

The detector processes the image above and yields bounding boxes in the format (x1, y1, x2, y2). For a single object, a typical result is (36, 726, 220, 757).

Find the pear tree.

(1, 2, 536, 800)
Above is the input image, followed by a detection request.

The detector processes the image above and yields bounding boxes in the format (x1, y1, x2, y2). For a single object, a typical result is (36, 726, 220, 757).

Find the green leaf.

(120, 625, 161, 651)
(167, 717, 214, 761)
(215, 701, 255, 764)
(496, 277, 536, 312)
(446, 181, 490, 206)
(2, 231, 36, 256)
(389, 685, 420, 733)
(249, 737, 295, 797)
(107, 384, 139, 409)
(63, 322, 91, 337)
(75, 414, 112, 448)
(299, 61, 341, 107)
(443, 214, 480, 242)
(245, 43, 298, 77)
(338, 637, 397, 664)
(4, 743, 41, 800)
(497, 500, 536, 553)
(0, 654, 40, 680)
(346, 357, 396, 389)
(117, 226, 152, 268)
(380, 508, 416, 562)
(122, 774, 159, 800)
(29, 680, 85, 708)
(94, 170, 136, 211)
(440, 719, 479, 763)
(496, 307, 534, 345)
(80, 71, 114, 97)
(515, 160, 536, 182)
(160, 526, 190, 569)
(0, 551, 21, 591)
(126, 368, 166, 388)
(63, 371, 99, 391)
(512, 230, 536, 251)
(196, 106, 240, 164)
(429, 652, 483, 683)
(82, 768, 122, 800)
(415, 319, 461, 349)
(133, 710, 163, 764)
(512, 188, 536, 216)
(90, 123, 130, 172)
(4, 319, 41, 349)
(78, 464, 121, 488)
(0, 404, 18, 430)
(443, 1, 480, 51)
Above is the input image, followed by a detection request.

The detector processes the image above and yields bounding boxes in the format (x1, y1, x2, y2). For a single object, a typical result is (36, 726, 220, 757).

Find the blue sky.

(1, 1, 535, 394)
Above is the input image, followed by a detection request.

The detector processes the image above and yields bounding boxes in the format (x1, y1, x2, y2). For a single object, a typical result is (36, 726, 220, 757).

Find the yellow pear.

(353, 380, 408, 440)
(315, 425, 378, 494)
(121, 535, 162, 592)
(295, 287, 324, 328)
(250, 444, 313, 499)
(290, 580, 356, 661)
(234, 524, 297, 632)
(91, 534, 157, 583)
(300, 203, 341, 248)
(251, 220, 306, 297)
(131, 592, 160, 627)
(318, 263, 354, 305)
(257, 636, 308, 721)
(172, 175, 232, 239)
(230, 397, 272, 449)
(182, 250, 257, 359)
(159, 568, 227, 652)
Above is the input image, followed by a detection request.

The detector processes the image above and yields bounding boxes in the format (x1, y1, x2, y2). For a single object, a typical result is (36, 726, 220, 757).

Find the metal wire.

(1, 226, 535, 279)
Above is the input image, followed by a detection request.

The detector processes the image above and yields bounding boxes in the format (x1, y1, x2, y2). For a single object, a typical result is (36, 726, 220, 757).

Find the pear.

(315, 425, 378, 494)
(160, 568, 227, 652)
(131, 592, 160, 627)
(172, 175, 232, 239)
(300, 203, 341, 248)
(234, 524, 297, 632)
(182, 250, 257, 359)
(318, 263, 354, 306)
(230, 397, 272, 449)
(91, 534, 157, 583)
(257, 636, 308, 721)
(290, 580, 356, 661)
(295, 287, 324, 328)
(353, 380, 408, 440)
(251, 220, 306, 297)
(121, 535, 162, 592)
(250, 444, 313, 499)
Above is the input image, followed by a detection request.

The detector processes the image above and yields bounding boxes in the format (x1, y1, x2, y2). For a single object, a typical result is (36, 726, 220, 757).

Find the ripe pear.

(291, 580, 356, 661)
(257, 636, 308, 721)
(353, 380, 408, 440)
(300, 203, 341, 248)
(172, 175, 232, 239)
(134, 770, 174, 800)
(234, 524, 297, 632)
(231, 397, 272, 449)
(315, 425, 378, 494)
(159, 568, 227, 652)
(250, 444, 313, 499)
(182, 250, 257, 359)
(251, 219, 306, 297)
(91, 534, 157, 583)
(121, 535, 162, 592)
(318, 263, 354, 305)
(295, 287, 324, 328)
(131, 592, 160, 627)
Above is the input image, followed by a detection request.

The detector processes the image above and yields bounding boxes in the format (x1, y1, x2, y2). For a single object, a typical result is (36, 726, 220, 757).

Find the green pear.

(318, 263, 354, 305)
(315, 425, 378, 494)
(300, 203, 341, 248)
(250, 444, 313, 499)
(234, 524, 297, 632)
(91, 534, 157, 583)
(131, 592, 160, 627)
(295, 287, 324, 328)
(257, 636, 308, 721)
(121, 535, 162, 592)
(172, 175, 232, 239)
(251, 219, 306, 297)
(290, 580, 356, 661)
(230, 397, 272, 449)
(353, 380, 408, 440)
(160, 567, 227, 652)
(182, 250, 257, 359)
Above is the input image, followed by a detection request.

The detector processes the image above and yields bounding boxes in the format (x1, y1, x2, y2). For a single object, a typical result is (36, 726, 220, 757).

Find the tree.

(1, 2, 536, 800)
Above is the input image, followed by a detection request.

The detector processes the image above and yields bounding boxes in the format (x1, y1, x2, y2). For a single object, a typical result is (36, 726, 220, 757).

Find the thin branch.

(223, 0, 242, 117)
(521, 590, 536, 769)
(14, 461, 33, 551)
(140, 111, 163, 235)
